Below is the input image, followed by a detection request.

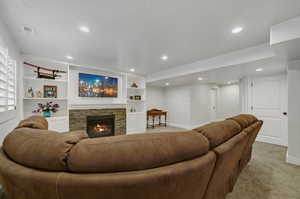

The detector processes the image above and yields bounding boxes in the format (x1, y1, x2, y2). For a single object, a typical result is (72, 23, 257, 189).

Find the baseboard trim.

(256, 135, 284, 146)
(286, 152, 300, 166)
(167, 123, 190, 130)
(190, 121, 211, 130)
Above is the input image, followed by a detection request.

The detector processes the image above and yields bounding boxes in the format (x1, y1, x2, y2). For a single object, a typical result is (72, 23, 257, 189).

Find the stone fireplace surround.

(69, 108, 126, 136)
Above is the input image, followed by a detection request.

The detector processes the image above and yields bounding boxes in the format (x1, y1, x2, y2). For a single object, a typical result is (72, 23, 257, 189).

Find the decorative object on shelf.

(131, 82, 138, 88)
(35, 90, 43, 98)
(134, 95, 141, 100)
(79, 73, 118, 97)
(44, 85, 57, 98)
(24, 62, 67, 80)
(129, 96, 134, 100)
(32, 102, 60, 118)
(26, 87, 34, 98)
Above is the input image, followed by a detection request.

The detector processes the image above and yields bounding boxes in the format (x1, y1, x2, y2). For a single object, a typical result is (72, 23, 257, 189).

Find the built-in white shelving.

(22, 56, 70, 132)
(21, 56, 147, 134)
(126, 74, 146, 134)
(23, 98, 68, 100)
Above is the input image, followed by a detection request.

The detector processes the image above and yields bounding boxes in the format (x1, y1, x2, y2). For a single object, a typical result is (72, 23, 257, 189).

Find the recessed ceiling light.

(198, 77, 203, 81)
(232, 26, 243, 34)
(130, 68, 135, 72)
(256, 68, 263, 72)
(165, 82, 170, 86)
(79, 26, 90, 33)
(65, 55, 73, 60)
(161, 55, 168, 61)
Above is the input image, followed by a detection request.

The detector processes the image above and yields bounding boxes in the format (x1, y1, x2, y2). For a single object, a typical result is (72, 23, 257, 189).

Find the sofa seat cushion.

(67, 131, 209, 173)
(193, 120, 241, 149)
(227, 114, 258, 129)
(3, 128, 87, 171)
(16, 115, 48, 130)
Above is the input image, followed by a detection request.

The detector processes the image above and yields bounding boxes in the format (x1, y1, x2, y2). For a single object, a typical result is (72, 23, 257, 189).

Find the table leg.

(165, 114, 167, 127)
(152, 116, 155, 128)
(159, 115, 161, 126)
(146, 115, 149, 128)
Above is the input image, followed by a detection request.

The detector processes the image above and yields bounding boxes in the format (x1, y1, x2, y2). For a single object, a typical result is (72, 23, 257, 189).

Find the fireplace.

(86, 115, 115, 138)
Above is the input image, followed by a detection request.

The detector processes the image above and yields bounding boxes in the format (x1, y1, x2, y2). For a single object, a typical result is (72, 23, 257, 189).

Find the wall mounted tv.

(79, 73, 118, 97)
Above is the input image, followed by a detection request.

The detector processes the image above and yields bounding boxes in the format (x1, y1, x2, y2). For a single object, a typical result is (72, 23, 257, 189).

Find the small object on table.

(147, 109, 167, 129)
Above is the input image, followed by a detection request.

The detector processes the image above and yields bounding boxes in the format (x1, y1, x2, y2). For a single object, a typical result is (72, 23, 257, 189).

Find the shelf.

(23, 98, 68, 100)
(127, 87, 145, 90)
(127, 100, 144, 103)
(46, 116, 68, 121)
(24, 77, 68, 83)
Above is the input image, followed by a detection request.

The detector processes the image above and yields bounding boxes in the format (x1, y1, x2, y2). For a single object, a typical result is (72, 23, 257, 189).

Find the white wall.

(146, 86, 165, 110)
(164, 85, 191, 129)
(190, 84, 211, 127)
(287, 60, 300, 165)
(162, 83, 213, 129)
(147, 83, 241, 129)
(0, 19, 21, 143)
(217, 84, 240, 119)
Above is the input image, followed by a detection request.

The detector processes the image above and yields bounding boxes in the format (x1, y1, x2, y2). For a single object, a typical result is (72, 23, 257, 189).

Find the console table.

(147, 109, 167, 128)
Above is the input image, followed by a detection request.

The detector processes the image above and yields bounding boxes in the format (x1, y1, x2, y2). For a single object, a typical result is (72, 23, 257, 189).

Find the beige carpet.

(0, 133, 299, 199)
(228, 141, 300, 199)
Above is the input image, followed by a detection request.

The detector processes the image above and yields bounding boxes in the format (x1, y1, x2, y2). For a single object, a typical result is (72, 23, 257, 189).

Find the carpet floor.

(0, 140, 299, 199)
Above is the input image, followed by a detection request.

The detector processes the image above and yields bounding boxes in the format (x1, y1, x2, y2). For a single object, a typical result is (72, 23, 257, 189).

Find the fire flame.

(93, 124, 108, 133)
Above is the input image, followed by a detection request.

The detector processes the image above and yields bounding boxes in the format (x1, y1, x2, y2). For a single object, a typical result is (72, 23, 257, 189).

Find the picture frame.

(43, 85, 57, 98)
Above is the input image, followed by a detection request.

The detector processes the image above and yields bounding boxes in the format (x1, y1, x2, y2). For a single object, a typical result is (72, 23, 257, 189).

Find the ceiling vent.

(22, 26, 34, 34)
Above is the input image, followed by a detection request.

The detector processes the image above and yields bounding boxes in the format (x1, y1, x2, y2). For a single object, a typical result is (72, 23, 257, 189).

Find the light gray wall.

(164, 85, 192, 129)
(146, 83, 241, 129)
(190, 84, 211, 127)
(217, 84, 240, 119)
(0, 18, 21, 144)
(146, 86, 165, 110)
(287, 60, 300, 165)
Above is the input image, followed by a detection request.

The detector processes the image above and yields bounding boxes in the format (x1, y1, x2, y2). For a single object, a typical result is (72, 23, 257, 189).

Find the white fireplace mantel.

(68, 103, 127, 110)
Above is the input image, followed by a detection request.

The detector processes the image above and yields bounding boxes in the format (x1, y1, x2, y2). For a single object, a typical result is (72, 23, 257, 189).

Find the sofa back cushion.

(68, 131, 209, 173)
(3, 128, 87, 171)
(193, 120, 241, 149)
(16, 115, 48, 130)
(227, 114, 258, 129)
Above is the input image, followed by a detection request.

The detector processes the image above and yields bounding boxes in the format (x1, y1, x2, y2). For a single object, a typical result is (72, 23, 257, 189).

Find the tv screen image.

(79, 73, 118, 97)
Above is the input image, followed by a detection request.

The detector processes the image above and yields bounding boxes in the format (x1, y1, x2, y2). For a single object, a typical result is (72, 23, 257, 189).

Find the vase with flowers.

(33, 102, 60, 118)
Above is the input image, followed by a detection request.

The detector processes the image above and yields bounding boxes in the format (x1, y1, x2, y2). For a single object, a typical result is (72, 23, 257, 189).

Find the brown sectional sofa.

(0, 114, 262, 199)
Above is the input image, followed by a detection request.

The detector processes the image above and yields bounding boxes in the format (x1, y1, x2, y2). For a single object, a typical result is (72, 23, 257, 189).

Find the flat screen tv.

(79, 73, 118, 97)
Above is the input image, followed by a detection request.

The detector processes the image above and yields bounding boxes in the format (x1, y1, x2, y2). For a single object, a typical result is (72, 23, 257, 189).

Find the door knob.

(283, 112, 287, 116)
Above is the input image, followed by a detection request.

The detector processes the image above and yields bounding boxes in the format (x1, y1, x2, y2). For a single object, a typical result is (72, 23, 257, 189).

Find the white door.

(250, 75, 288, 146)
(210, 89, 217, 121)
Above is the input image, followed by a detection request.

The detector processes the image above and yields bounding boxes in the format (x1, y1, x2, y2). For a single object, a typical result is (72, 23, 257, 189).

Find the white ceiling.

(147, 57, 287, 87)
(0, 0, 300, 75)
